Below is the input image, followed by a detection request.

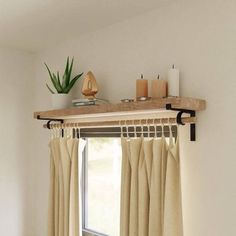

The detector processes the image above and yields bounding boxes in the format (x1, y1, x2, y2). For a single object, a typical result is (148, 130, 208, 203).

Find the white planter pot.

(51, 94, 72, 109)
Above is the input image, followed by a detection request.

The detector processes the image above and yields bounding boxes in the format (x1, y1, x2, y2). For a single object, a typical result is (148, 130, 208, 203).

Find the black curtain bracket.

(166, 104, 196, 141)
(36, 115, 64, 129)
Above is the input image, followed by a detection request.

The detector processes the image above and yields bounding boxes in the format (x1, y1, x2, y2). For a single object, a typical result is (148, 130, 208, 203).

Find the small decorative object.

(168, 64, 180, 97)
(136, 96, 151, 101)
(136, 74, 148, 99)
(121, 99, 134, 103)
(151, 74, 167, 98)
(82, 71, 98, 99)
(45, 57, 83, 109)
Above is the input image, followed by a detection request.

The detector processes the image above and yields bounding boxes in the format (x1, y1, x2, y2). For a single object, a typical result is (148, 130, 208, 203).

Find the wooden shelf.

(34, 97, 206, 120)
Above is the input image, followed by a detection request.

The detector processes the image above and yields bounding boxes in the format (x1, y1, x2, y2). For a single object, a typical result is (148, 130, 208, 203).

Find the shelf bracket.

(166, 104, 196, 141)
(36, 115, 64, 129)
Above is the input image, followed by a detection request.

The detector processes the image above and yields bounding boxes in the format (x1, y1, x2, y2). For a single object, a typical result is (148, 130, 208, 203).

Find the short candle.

(136, 74, 148, 98)
(151, 75, 167, 98)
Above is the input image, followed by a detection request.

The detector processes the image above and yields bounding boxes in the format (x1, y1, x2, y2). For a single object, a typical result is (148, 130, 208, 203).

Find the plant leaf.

(50, 74, 58, 92)
(75, 72, 83, 79)
(52, 73, 62, 93)
(64, 72, 83, 93)
(62, 74, 67, 89)
(57, 71, 63, 89)
(63, 57, 70, 87)
(66, 57, 74, 86)
(45, 63, 54, 81)
(46, 84, 55, 94)
(45, 63, 62, 93)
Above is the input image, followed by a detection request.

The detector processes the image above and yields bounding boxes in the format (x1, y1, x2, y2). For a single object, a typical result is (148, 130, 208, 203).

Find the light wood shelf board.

(34, 97, 206, 120)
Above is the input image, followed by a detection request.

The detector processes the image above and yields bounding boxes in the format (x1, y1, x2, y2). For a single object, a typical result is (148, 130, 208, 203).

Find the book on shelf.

(72, 98, 109, 107)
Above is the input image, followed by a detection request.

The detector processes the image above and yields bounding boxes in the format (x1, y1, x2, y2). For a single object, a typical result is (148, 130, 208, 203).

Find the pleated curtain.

(48, 137, 86, 236)
(120, 133, 183, 236)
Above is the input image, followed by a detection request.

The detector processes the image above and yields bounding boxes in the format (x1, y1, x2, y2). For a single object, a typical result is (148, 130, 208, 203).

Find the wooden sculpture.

(82, 71, 98, 99)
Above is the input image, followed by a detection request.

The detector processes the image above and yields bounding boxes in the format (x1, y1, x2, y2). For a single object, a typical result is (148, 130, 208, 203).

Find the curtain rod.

(42, 116, 196, 129)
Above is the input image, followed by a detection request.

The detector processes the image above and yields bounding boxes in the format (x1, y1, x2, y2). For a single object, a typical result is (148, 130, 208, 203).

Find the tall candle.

(136, 74, 148, 98)
(151, 75, 167, 98)
(168, 64, 180, 96)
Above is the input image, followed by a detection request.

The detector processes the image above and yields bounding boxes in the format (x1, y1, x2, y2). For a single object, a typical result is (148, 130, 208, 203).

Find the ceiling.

(0, 0, 172, 52)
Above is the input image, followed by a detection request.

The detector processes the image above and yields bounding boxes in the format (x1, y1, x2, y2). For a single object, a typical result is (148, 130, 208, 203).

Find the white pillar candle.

(168, 65, 180, 97)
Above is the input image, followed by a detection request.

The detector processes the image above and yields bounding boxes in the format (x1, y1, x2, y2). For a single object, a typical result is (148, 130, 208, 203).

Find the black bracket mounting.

(36, 115, 64, 129)
(166, 104, 196, 141)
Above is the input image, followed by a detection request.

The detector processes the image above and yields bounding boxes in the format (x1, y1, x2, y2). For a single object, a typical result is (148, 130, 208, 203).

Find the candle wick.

(172, 64, 175, 69)
(157, 74, 160, 80)
(141, 74, 144, 79)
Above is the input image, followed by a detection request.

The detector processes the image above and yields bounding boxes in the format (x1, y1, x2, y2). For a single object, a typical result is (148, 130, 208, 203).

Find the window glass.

(85, 138, 122, 236)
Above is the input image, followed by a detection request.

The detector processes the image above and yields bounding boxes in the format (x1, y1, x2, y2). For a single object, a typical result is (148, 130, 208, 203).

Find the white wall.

(34, 0, 236, 235)
(0, 48, 35, 236)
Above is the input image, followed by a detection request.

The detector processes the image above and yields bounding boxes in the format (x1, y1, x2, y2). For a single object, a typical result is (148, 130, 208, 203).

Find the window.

(82, 138, 122, 236)
(80, 126, 177, 236)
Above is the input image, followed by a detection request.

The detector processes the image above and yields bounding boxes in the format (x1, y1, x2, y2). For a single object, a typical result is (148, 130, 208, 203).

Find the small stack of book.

(72, 98, 109, 107)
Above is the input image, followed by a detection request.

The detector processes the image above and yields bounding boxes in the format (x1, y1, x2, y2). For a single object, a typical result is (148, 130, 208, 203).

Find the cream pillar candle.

(136, 74, 148, 98)
(151, 75, 167, 98)
(168, 64, 180, 97)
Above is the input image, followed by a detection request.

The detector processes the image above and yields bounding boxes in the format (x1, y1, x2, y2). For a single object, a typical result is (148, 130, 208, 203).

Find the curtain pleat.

(138, 138, 148, 236)
(149, 138, 166, 236)
(48, 138, 82, 236)
(120, 138, 131, 236)
(163, 138, 183, 236)
(68, 139, 79, 236)
(48, 144, 55, 236)
(129, 139, 142, 236)
(120, 135, 183, 236)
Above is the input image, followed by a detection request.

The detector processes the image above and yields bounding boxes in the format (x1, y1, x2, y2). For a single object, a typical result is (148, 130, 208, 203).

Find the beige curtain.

(48, 137, 85, 236)
(120, 134, 183, 236)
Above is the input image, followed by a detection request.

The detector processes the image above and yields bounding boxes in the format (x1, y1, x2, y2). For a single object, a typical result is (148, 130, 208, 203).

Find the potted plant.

(45, 57, 83, 109)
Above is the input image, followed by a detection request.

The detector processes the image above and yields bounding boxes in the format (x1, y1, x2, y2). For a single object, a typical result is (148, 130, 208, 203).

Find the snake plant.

(45, 57, 83, 94)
